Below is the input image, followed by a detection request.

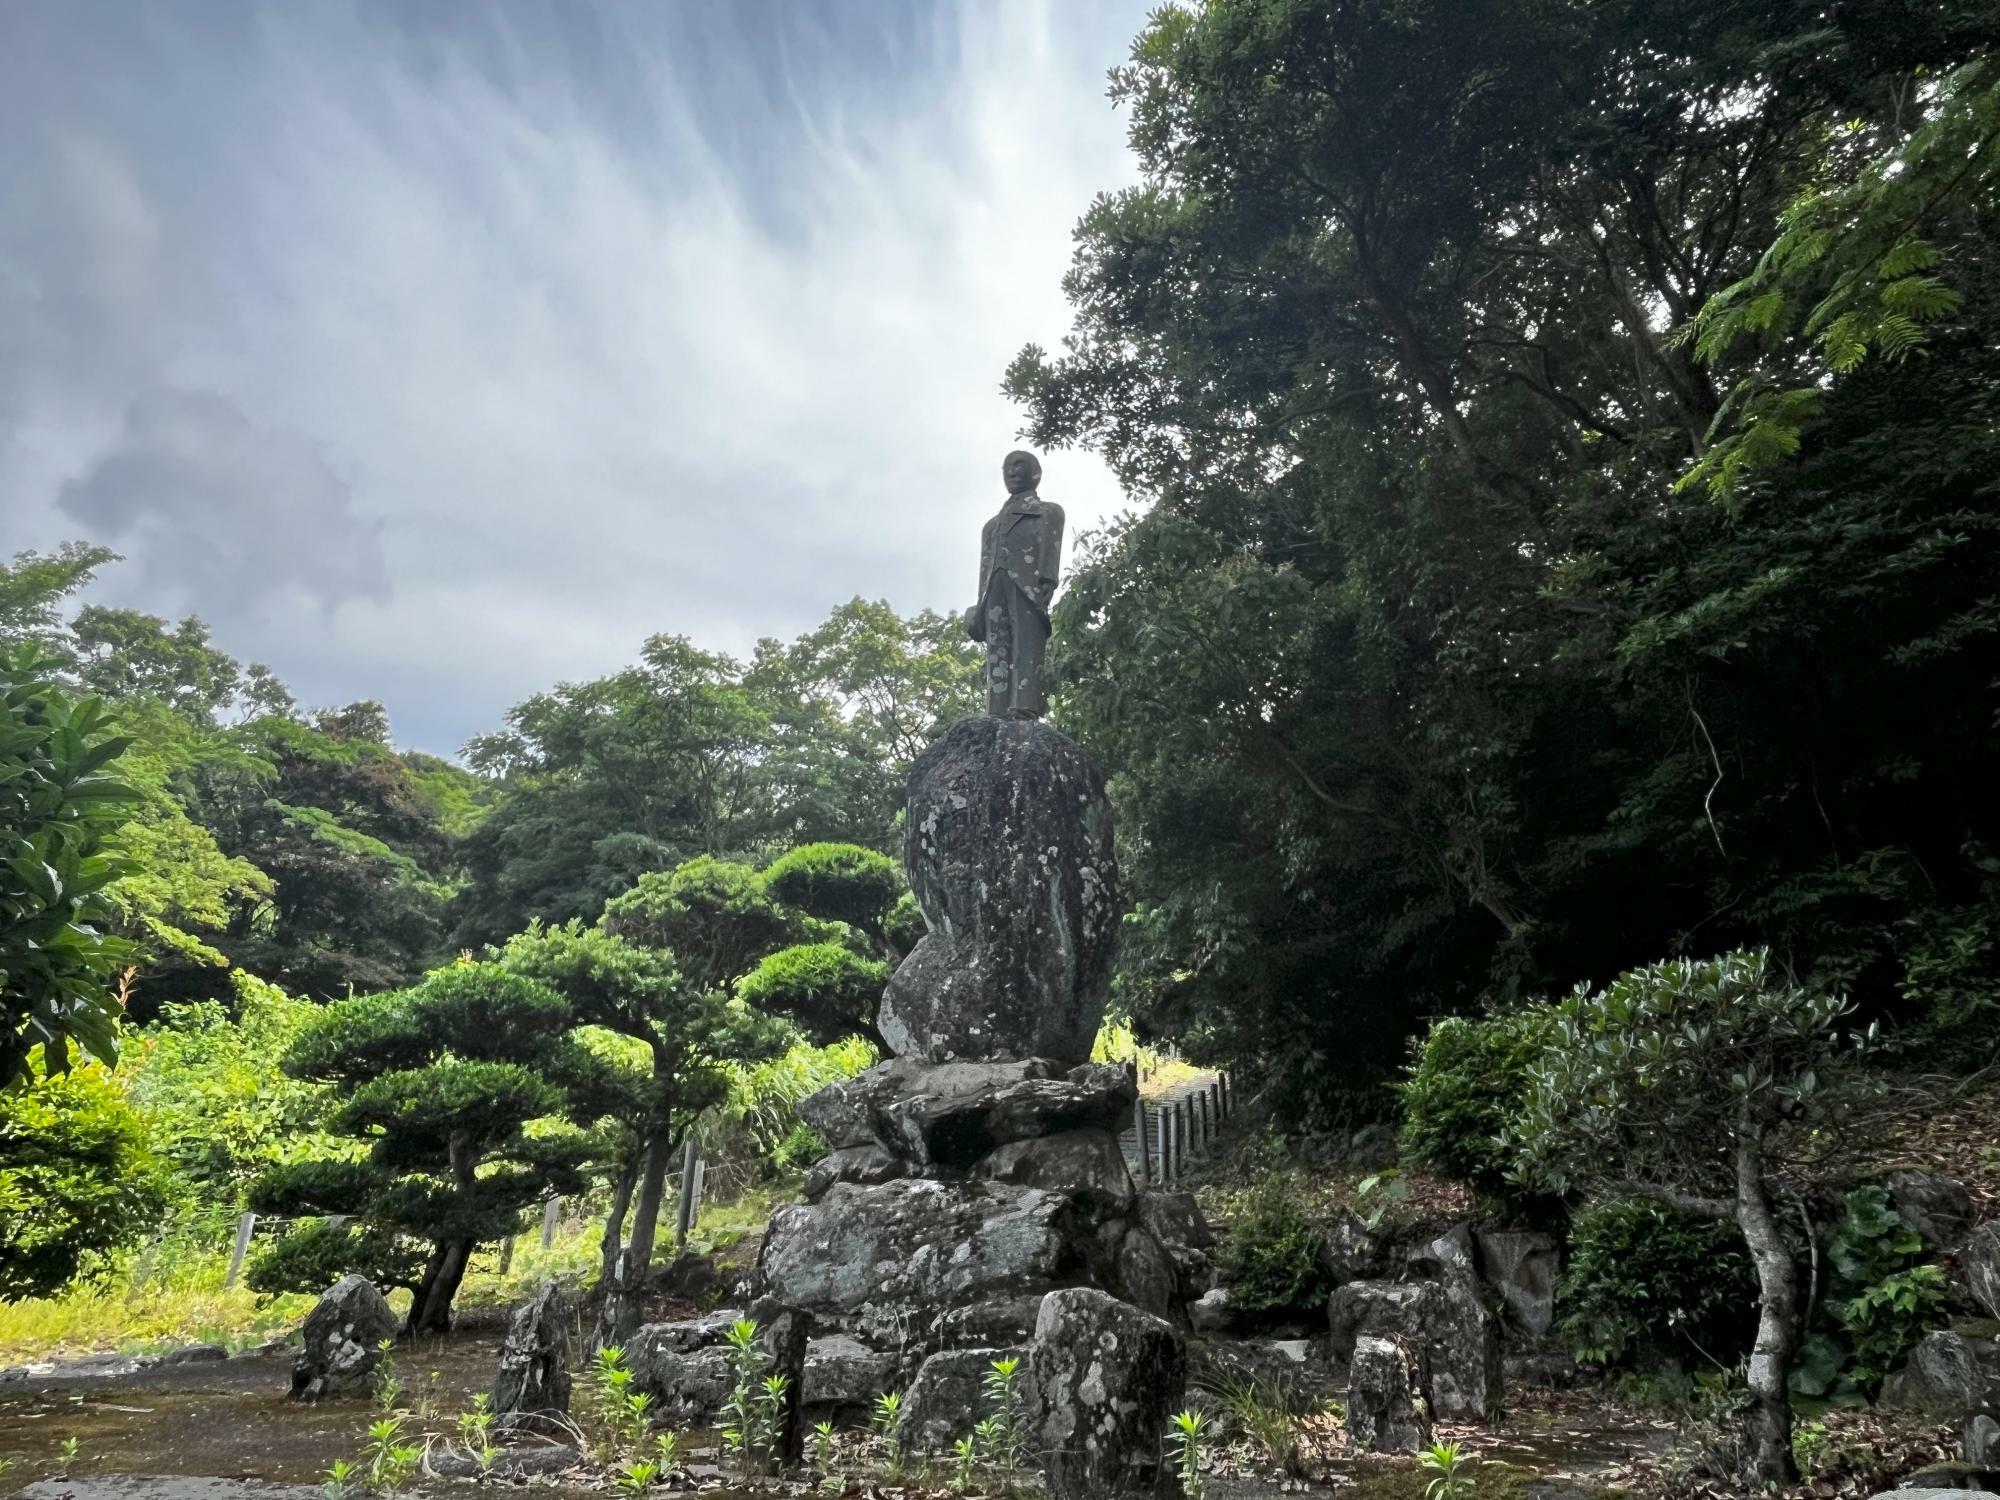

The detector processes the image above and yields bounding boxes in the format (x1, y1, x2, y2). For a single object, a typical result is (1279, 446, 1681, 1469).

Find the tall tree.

(1006, 0, 2000, 1100)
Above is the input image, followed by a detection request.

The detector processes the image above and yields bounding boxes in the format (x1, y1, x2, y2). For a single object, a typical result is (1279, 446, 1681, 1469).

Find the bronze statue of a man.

(965, 449, 1065, 719)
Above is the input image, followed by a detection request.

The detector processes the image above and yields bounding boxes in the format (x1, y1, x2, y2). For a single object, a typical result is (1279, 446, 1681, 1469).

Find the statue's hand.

(963, 604, 984, 642)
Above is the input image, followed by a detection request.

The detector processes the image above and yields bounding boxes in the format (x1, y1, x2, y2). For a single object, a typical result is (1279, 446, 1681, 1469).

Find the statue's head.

(1003, 449, 1042, 497)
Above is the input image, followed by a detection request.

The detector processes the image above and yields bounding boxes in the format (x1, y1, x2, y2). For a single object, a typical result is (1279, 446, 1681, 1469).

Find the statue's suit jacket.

(970, 495, 1065, 641)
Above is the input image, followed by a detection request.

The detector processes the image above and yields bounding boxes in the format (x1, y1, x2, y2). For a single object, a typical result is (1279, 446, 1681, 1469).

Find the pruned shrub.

(1555, 1199, 1756, 1368)
(1398, 1008, 1553, 1207)
(1218, 1172, 1333, 1316)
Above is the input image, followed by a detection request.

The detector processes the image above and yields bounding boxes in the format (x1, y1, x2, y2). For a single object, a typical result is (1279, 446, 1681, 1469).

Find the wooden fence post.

(498, 1237, 516, 1275)
(675, 1137, 701, 1248)
(1135, 1100, 1152, 1185)
(224, 1212, 257, 1288)
(541, 1195, 560, 1250)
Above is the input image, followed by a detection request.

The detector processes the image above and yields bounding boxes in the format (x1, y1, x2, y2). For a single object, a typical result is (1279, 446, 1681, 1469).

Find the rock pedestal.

(1347, 1335, 1433, 1452)
(878, 717, 1119, 1063)
(756, 715, 1197, 1486)
(291, 1275, 398, 1402)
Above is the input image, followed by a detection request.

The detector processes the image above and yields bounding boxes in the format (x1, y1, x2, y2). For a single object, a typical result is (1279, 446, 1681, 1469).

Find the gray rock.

(1408, 1223, 1480, 1284)
(900, 1346, 1027, 1454)
(1884, 1170, 1977, 1250)
(160, 1343, 229, 1365)
(1477, 1229, 1560, 1337)
(798, 1057, 1053, 1151)
(1883, 1331, 2000, 1417)
(1329, 1278, 1501, 1423)
(1874, 1491, 2000, 1499)
(1969, 1412, 2000, 1467)
(1964, 1223, 2000, 1321)
(1136, 1188, 1217, 1295)
(491, 1281, 573, 1428)
(290, 1275, 398, 1402)
(1114, 1224, 1179, 1318)
(760, 1179, 1069, 1328)
(1190, 1288, 1238, 1336)
(1189, 1337, 1330, 1410)
(626, 1300, 809, 1461)
(1028, 1288, 1184, 1500)
(973, 1128, 1135, 1211)
(1347, 1335, 1433, 1453)
(879, 716, 1120, 1066)
(883, 1066, 1135, 1169)
(932, 1296, 1050, 1352)
(1323, 1209, 1383, 1285)
(803, 1335, 897, 1408)
(803, 1143, 909, 1200)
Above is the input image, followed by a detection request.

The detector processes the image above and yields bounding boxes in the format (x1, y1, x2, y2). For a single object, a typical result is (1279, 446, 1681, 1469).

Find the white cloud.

(0, 0, 1148, 752)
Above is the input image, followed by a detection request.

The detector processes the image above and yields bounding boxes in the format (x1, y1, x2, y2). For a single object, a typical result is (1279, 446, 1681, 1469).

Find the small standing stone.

(291, 1275, 398, 1402)
(492, 1280, 573, 1430)
(1347, 1335, 1433, 1453)
(1027, 1288, 1185, 1500)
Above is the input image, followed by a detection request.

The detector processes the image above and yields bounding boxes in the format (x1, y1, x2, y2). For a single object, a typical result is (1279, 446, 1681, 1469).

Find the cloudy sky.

(0, 0, 1149, 755)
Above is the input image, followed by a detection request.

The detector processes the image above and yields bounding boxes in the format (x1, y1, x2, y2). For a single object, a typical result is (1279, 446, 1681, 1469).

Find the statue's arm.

(1039, 503, 1066, 606)
(966, 515, 998, 639)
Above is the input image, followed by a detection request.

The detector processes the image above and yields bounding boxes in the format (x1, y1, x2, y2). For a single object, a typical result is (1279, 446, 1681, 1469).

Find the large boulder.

(1964, 1222, 2000, 1321)
(1882, 1170, 1977, 1250)
(491, 1281, 573, 1430)
(798, 1057, 1054, 1152)
(1477, 1230, 1560, 1337)
(760, 1179, 1070, 1342)
(1323, 1209, 1385, 1285)
(879, 717, 1120, 1065)
(1347, 1335, 1433, 1453)
(973, 1128, 1135, 1212)
(884, 1065, 1135, 1169)
(900, 1346, 1028, 1454)
(1028, 1288, 1185, 1500)
(1329, 1279, 1501, 1423)
(626, 1300, 809, 1461)
(1882, 1330, 2000, 1417)
(802, 1335, 897, 1410)
(291, 1275, 399, 1402)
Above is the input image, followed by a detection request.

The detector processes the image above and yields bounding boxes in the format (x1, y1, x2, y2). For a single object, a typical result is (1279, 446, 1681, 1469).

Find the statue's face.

(1003, 452, 1039, 495)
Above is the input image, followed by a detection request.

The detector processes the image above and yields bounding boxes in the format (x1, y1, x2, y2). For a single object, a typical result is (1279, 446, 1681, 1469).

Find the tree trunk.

(598, 1156, 639, 1287)
(623, 1130, 675, 1281)
(1734, 1129, 1800, 1487)
(413, 1238, 473, 1333)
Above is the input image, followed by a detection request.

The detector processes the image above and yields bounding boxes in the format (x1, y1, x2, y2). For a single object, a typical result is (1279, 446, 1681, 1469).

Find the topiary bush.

(735, 941, 889, 1046)
(760, 843, 903, 945)
(1398, 1008, 1554, 1206)
(1554, 1199, 1757, 1368)
(1218, 1172, 1334, 1316)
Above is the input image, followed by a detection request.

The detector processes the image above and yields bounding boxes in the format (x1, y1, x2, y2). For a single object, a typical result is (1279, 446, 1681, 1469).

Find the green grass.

(0, 1251, 314, 1363)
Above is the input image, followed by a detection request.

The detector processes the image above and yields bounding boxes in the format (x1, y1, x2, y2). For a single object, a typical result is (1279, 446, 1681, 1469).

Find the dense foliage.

(1008, 0, 2000, 1104)
(0, 1054, 165, 1300)
(1554, 1200, 1757, 1369)
(1397, 1010, 1553, 1210)
(1, 648, 140, 1086)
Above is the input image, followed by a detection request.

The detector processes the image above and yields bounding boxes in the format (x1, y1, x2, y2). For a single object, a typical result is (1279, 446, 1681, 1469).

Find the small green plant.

(952, 1434, 978, 1493)
(719, 1318, 781, 1478)
(456, 1393, 499, 1476)
(363, 1417, 421, 1494)
(1419, 1440, 1478, 1500)
(57, 1437, 82, 1471)
(809, 1419, 837, 1473)
(319, 1458, 358, 1500)
(1165, 1410, 1208, 1500)
(873, 1390, 905, 1478)
(589, 1345, 653, 1454)
(373, 1339, 404, 1413)
(977, 1355, 1026, 1473)
(614, 1459, 660, 1493)
(415, 1369, 444, 1421)
(653, 1430, 682, 1476)
(1218, 1379, 1302, 1476)
(1792, 1420, 1831, 1479)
